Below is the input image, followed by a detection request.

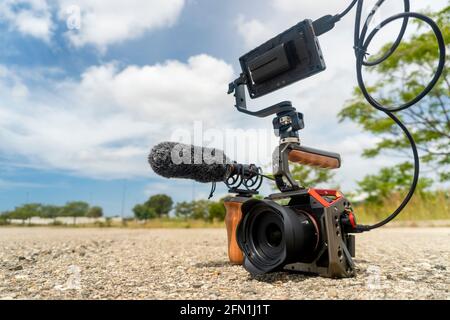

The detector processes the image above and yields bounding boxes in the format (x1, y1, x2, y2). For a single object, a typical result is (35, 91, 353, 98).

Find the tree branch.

(406, 108, 450, 139)
(436, 95, 450, 124)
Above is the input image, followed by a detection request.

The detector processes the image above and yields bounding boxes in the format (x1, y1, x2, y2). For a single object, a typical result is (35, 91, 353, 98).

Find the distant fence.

(8, 217, 123, 225)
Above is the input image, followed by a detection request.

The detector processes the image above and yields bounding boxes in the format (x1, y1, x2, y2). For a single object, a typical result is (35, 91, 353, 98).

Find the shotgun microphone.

(149, 142, 236, 183)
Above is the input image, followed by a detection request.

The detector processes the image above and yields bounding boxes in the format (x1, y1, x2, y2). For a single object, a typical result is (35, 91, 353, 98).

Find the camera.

(151, 0, 445, 281)
(235, 189, 357, 278)
(222, 103, 359, 278)
(224, 15, 359, 279)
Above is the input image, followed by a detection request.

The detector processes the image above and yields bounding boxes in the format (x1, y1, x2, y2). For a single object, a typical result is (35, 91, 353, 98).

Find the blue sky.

(0, 0, 447, 216)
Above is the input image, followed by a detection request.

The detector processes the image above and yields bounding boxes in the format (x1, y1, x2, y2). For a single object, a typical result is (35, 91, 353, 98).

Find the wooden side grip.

(224, 199, 244, 265)
(288, 148, 341, 169)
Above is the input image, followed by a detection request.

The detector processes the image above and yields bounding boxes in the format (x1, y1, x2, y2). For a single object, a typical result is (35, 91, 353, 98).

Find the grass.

(1, 191, 448, 229)
(353, 190, 450, 224)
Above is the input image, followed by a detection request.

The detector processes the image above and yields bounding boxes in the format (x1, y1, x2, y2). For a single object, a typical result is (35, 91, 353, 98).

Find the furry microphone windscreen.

(148, 142, 231, 183)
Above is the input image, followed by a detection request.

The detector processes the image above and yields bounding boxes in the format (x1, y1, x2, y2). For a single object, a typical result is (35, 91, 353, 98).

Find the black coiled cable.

(339, 0, 446, 231)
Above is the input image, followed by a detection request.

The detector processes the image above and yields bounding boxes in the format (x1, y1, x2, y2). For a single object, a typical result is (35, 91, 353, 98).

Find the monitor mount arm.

(228, 74, 305, 192)
(227, 74, 295, 118)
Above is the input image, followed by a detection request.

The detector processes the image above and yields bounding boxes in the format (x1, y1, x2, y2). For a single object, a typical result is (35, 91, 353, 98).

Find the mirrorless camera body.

(225, 189, 358, 278)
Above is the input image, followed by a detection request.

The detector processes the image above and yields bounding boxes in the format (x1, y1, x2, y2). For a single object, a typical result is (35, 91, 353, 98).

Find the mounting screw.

(279, 116, 292, 126)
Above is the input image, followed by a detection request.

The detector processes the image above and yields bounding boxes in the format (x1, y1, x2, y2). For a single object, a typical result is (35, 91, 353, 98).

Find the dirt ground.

(0, 227, 448, 300)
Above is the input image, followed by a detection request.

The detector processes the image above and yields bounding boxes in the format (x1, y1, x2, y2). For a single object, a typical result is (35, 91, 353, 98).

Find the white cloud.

(57, 0, 185, 50)
(72, 55, 233, 122)
(270, 0, 348, 22)
(0, 55, 234, 179)
(0, 0, 53, 42)
(0, 178, 50, 190)
(0, 0, 186, 50)
(236, 15, 273, 49)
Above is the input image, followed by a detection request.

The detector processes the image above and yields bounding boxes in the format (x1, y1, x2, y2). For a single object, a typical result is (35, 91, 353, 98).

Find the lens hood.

(237, 199, 318, 275)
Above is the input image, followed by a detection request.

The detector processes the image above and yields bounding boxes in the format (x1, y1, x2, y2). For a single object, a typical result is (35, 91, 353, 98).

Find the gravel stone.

(0, 227, 448, 300)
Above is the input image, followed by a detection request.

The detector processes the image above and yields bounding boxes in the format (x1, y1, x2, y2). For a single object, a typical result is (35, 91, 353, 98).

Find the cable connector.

(313, 14, 341, 36)
(353, 224, 371, 233)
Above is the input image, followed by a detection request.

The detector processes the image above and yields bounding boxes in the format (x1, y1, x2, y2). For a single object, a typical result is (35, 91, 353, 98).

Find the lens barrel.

(237, 199, 318, 275)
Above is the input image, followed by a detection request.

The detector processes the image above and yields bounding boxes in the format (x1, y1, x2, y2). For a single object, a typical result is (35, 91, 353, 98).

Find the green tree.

(0, 211, 10, 225)
(40, 205, 61, 223)
(339, 6, 450, 187)
(175, 201, 193, 220)
(145, 194, 173, 217)
(133, 204, 156, 221)
(13, 204, 43, 225)
(357, 162, 432, 204)
(86, 206, 103, 218)
(1, 211, 11, 219)
(191, 200, 211, 221)
(60, 201, 89, 224)
(208, 200, 226, 222)
(8, 207, 27, 224)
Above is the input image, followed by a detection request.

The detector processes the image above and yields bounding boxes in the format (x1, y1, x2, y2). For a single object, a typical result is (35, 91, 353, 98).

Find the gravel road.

(0, 227, 448, 300)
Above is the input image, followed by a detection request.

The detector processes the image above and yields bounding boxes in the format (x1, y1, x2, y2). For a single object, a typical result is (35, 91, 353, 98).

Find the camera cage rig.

(223, 0, 446, 277)
(225, 19, 357, 278)
(227, 72, 358, 277)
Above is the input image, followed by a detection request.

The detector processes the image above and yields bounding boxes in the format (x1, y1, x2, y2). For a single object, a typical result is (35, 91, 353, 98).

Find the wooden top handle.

(288, 147, 341, 169)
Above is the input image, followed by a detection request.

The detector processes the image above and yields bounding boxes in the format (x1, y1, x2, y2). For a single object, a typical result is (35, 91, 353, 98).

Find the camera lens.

(266, 223, 282, 247)
(249, 209, 285, 265)
(237, 199, 318, 275)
